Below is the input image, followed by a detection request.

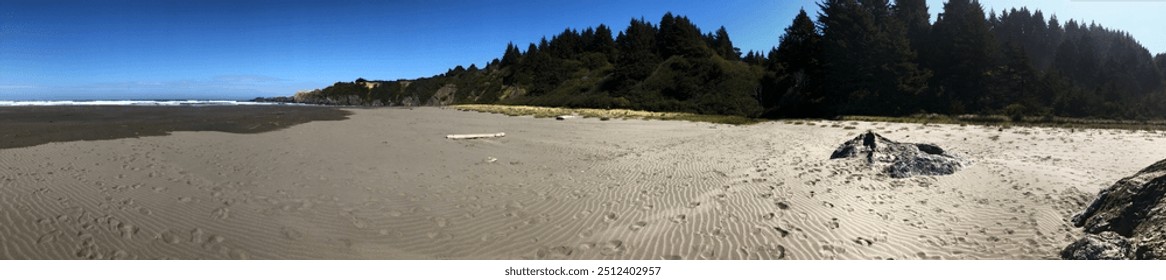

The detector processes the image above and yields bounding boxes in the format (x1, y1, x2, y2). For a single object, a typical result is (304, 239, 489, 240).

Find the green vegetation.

(450, 104, 759, 125)
(301, 0, 1166, 123)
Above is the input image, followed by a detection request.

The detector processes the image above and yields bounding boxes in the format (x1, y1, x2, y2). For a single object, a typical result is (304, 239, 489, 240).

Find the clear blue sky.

(1, 0, 1163, 100)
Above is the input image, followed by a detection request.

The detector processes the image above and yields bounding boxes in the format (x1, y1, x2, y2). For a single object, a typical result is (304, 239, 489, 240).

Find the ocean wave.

(0, 100, 305, 107)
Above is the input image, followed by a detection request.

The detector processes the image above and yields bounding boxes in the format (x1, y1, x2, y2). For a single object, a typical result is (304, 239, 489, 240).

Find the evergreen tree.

(609, 18, 661, 96)
(589, 24, 618, 61)
(711, 26, 741, 60)
(992, 42, 1046, 112)
(928, 0, 1000, 113)
(1157, 53, 1166, 81)
(306, 10, 1165, 120)
(765, 9, 823, 117)
(548, 28, 583, 59)
(818, 0, 929, 116)
(500, 42, 521, 68)
(656, 12, 712, 58)
(742, 51, 766, 66)
(892, 0, 930, 52)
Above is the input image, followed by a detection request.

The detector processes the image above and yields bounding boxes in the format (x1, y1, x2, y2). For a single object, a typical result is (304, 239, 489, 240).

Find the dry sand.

(2, 107, 1165, 259)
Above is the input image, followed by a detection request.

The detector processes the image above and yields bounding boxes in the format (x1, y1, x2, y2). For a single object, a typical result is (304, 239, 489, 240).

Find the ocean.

(0, 100, 303, 106)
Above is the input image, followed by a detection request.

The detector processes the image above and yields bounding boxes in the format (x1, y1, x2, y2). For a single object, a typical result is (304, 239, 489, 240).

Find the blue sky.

(1, 0, 1163, 100)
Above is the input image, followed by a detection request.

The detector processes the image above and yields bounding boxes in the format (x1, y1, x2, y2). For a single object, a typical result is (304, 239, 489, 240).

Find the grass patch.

(448, 104, 760, 125)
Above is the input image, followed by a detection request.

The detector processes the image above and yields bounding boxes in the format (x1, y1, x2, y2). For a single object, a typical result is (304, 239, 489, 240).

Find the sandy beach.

(2, 107, 1165, 259)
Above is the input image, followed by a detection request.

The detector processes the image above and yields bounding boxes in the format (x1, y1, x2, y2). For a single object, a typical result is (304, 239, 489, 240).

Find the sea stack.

(1062, 158, 1166, 260)
(830, 131, 963, 178)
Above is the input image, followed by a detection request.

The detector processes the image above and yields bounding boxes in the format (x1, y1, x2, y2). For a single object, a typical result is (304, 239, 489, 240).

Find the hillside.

(284, 0, 1166, 120)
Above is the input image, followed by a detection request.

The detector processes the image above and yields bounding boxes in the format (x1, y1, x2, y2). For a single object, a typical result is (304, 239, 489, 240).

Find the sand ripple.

(2, 108, 1162, 259)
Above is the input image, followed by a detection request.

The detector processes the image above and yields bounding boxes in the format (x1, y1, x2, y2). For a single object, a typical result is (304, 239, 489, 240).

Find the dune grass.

(450, 104, 1166, 130)
(841, 114, 1166, 131)
(448, 104, 760, 125)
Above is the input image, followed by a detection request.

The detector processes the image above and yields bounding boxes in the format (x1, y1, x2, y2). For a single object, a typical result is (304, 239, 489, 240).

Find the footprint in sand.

(116, 223, 138, 240)
(629, 221, 648, 231)
(229, 249, 250, 260)
(158, 230, 183, 244)
(826, 218, 840, 230)
(599, 240, 626, 256)
(535, 246, 574, 259)
(191, 228, 206, 244)
(36, 230, 59, 244)
(576, 242, 596, 251)
(75, 247, 100, 260)
(348, 216, 368, 229)
(111, 250, 130, 260)
(211, 207, 230, 220)
(915, 252, 942, 260)
(693, 245, 716, 259)
(854, 237, 875, 246)
(603, 212, 618, 223)
(775, 201, 790, 210)
(772, 227, 790, 237)
(662, 255, 683, 260)
(202, 234, 226, 251)
(819, 244, 838, 256)
(433, 217, 448, 228)
(670, 214, 687, 224)
(281, 227, 304, 240)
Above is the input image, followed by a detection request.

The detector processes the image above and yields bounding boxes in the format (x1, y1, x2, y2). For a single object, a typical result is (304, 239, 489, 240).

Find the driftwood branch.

(446, 132, 506, 140)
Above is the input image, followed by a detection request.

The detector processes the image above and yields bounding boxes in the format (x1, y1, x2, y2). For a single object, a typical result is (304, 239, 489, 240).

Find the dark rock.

(829, 131, 963, 178)
(1060, 231, 1134, 260)
(1063, 158, 1166, 259)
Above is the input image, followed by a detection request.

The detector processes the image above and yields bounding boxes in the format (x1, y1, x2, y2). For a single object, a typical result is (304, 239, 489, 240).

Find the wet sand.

(0, 105, 351, 149)
(2, 107, 1165, 259)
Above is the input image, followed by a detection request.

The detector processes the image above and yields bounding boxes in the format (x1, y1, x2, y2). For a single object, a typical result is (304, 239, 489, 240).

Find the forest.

(295, 0, 1166, 120)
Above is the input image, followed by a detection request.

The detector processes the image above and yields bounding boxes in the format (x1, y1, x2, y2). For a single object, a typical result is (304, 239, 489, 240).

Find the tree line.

(301, 0, 1166, 120)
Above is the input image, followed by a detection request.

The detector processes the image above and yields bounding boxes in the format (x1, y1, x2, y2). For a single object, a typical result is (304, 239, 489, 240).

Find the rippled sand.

(2, 107, 1165, 259)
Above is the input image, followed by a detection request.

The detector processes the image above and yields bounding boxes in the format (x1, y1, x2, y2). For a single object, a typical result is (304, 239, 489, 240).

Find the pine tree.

(818, 0, 929, 116)
(609, 18, 661, 96)
(742, 51, 766, 66)
(656, 12, 712, 59)
(927, 0, 1000, 114)
(500, 42, 521, 68)
(711, 27, 741, 60)
(1156, 53, 1166, 81)
(892, 0, 930, 52)
(765, 9, 823, 116)
(590, 24, 618, 61)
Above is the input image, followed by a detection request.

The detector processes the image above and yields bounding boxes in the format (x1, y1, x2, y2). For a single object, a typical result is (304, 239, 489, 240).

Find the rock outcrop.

(829, 131, 963, 178)
(249, 96, 295, 103)
(1062, 158, 1166, 260)
(1061, 231, 1135, 260)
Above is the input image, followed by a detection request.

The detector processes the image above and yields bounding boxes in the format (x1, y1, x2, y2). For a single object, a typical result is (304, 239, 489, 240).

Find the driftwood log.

(446, 132, 506, 140)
